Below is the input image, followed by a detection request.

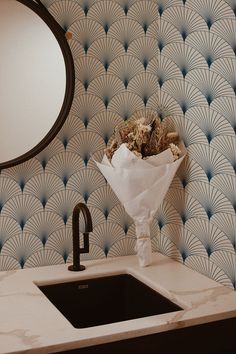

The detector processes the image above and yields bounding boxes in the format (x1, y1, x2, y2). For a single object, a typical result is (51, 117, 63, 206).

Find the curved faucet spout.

(68, 203, 93, 272)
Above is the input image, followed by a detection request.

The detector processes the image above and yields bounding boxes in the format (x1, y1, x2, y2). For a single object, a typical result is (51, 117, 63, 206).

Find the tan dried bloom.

(132, 150, 142, 158)
(169, 143, 181, 161)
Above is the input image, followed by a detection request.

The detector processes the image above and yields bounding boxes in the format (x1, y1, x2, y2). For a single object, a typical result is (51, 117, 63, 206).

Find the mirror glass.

(0, 0, 70, 168)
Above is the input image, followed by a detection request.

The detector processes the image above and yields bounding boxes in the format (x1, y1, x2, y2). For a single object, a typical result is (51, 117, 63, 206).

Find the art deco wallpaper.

(0, 0, 235, 289)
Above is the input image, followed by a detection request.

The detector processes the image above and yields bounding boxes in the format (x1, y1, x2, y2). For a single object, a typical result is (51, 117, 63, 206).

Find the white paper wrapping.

(95, 143, 186, 267)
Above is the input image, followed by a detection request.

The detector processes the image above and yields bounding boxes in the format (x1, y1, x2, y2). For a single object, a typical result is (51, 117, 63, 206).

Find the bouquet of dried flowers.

(105, 111, 181, 161)
(95, 111, 186, 267)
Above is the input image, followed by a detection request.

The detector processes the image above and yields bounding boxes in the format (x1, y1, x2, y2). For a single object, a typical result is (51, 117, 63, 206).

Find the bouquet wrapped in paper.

(95, 112, 186, 267)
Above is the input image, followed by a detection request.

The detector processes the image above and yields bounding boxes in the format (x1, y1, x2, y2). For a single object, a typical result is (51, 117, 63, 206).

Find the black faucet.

(68, 203, 93, 271)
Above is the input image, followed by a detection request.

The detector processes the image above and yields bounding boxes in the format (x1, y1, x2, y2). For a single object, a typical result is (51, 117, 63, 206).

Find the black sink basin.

(38, 274, 182, 328)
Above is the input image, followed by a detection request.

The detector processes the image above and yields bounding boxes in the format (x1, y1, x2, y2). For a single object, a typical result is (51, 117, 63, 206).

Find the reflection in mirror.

(0, 0, 74, 170)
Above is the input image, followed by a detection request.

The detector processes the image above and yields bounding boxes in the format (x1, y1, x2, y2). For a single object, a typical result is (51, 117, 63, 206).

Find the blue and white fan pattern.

(0, 0, 235, 290)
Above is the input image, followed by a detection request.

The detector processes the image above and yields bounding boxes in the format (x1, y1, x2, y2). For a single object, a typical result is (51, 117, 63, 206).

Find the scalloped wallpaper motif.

(0, 0, 235, 289)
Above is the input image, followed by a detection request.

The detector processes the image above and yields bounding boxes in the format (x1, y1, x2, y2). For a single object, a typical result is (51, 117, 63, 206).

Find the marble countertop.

(1, 253, 236, 354)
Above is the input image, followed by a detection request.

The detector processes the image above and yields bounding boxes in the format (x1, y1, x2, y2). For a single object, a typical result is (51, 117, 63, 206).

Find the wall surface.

(0, 0, 235, 289)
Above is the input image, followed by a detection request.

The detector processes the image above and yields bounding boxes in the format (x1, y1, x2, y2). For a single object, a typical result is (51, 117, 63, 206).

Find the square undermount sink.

(38, 274, 182, 328)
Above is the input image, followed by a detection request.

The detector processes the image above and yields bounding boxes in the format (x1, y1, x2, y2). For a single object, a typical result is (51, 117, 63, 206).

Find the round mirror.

(0, 0, 74, 170)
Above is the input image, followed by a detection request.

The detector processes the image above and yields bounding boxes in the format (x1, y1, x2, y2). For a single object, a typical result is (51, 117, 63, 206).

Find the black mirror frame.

(0, 0, 75, 171)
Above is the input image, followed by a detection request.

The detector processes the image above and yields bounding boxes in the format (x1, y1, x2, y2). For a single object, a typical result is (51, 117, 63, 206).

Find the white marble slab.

(0, 253, 236, 354)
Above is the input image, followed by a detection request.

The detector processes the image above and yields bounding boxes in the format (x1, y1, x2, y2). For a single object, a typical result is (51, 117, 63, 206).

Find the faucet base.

(68, 264, 85, 271)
